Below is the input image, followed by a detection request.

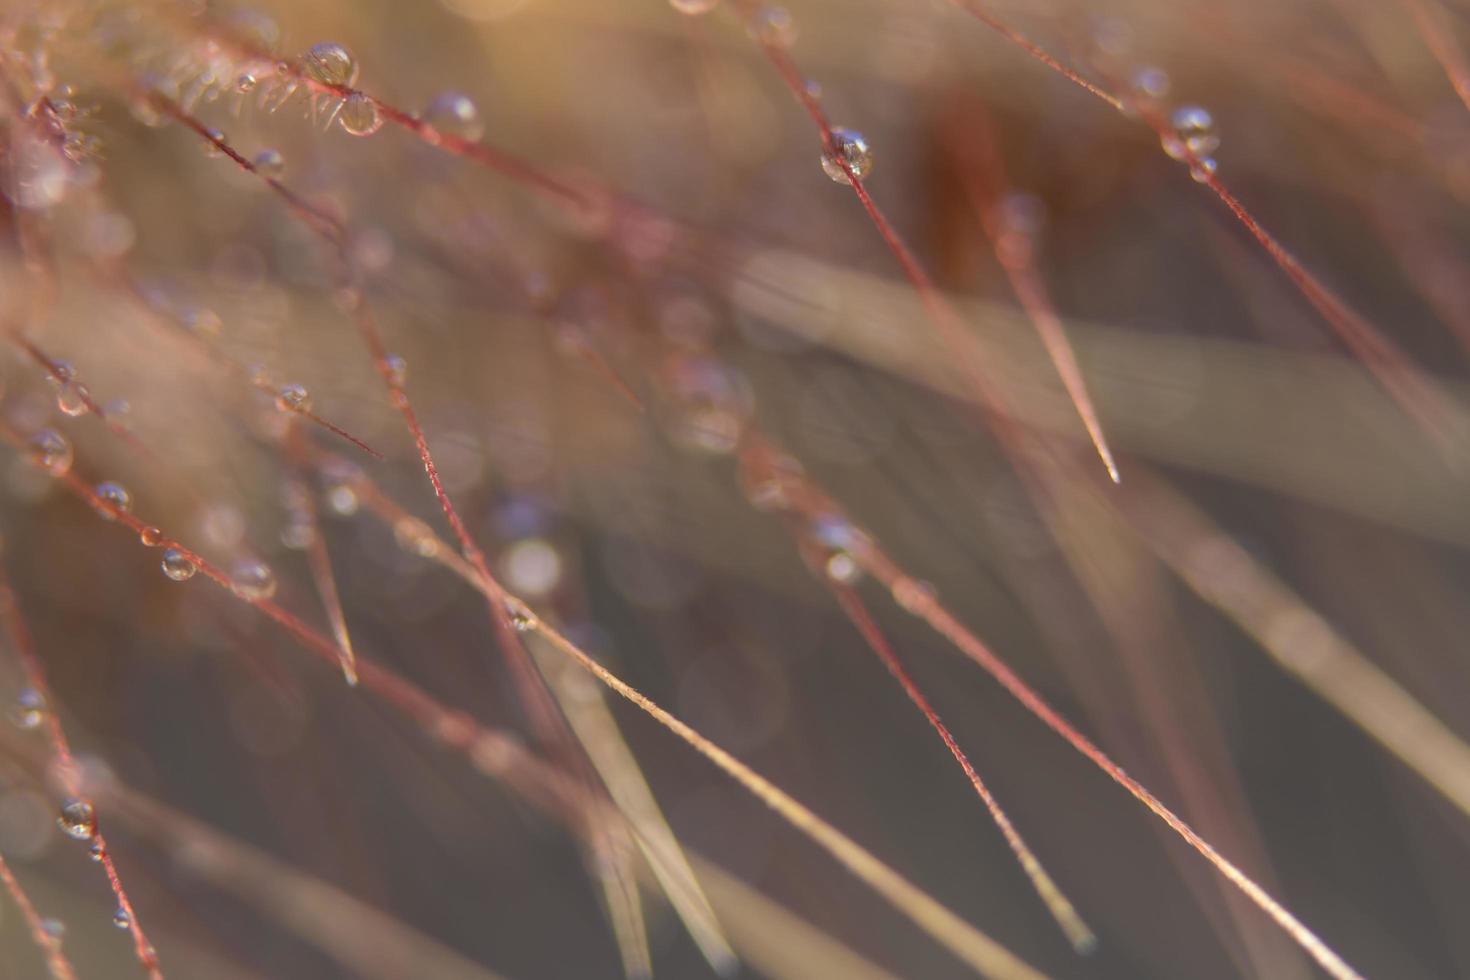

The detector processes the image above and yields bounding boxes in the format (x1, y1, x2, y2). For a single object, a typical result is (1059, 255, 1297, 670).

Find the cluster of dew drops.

(1120, 57, 1221, 181)
(4, 696, 136, 943)
(22, 402, 275, 598)
(181, 35, 487, 180)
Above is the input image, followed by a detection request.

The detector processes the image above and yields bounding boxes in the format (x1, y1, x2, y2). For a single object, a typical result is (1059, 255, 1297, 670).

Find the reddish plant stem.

(0, 418, 509, 784)
(1134, 108, 1456, 444)
(732, 10, 1060, 486)
(824, 575, 1096, 953)
(346, 300, 579, 754)
(2, 422, 1040, 978)
(698, 31, 1357, 960)
(7, 331, 159, 461)
(147, 91, 592, 768)
(945, 0, 1126, 111)
(0, 851, 77, 980)
(848, 541, 1363, 980)
(285, 425, 359, 686)
(943, 97, 1120, 482)
(147, 90, 346, 242)
(0, 566, 162, 978)
(731, 421, 1360, 979)
(173, 11, 592, 212)
(946, 1, 1459, 448)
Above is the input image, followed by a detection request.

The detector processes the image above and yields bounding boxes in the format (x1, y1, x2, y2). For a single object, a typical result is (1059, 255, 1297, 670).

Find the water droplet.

(394, 517, 440, 557)
(58, 798, 95, 840)
(383, 354, 407, 388)
(160, 549, 196, 582)
(253, 148, 285, 177)
(47, 361, 76, 385)
(1163, 105, 1219, 161)
(338, 93, 381, 136)
(670, 0, 719, 13)
(505, 597, 536, 632)
(94, 481, 131, 520)
(276, 384, 311, 413)
(57, 380, 90, 416)
(229, 560, 277, 600)
(423, 92, 482, 141)
(88, 840, 105, 862)
(1190, 157, 1218, 183)
(236, 72, 258, 94)
(1129, 66, 1170, 103)
(302, 42, 358, 87)
(12, 688, 45, 730)
(820, 128, 872, 184)
(204, 129, 227, 158)
(40, 918, 64, 945)
(112, 907, 131, 930)
(139, 526, 164, 547)
(811, 514, 869, 557)
(749, 6, 797, 48)
(27, 430, 73, 476)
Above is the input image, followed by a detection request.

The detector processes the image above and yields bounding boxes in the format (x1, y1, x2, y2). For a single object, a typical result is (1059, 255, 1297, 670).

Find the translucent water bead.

(230, 560, 278, 600)
(275, 384, 311, 412)
(302, 42, 358, 87)
(820, 128, 873, 185)
(94, 481, 132, 520)
(27, 429, 72, 476)
(57, 380, 90, 416)
(58, 798, 96, 839)
(338, 93, 382, 137)
(1163, 106, 1218, 161)
(253, 148, 285, 177)
(423, 92, 482, 141)
(161, 548, 197, 582)
(12, 688, 45, 729)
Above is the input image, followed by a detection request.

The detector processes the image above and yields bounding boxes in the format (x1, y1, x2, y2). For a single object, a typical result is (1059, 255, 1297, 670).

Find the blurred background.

(1, 0, 1469, 977)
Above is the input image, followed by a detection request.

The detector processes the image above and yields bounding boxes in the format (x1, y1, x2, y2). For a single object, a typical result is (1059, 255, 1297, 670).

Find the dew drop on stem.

(820, 128, 872, 184)
(423, 92, 482, 141)
(161, 548, 197, 582)
(302, 42, 358, 87)
(230, 560, 277, 600)
(28, 429, 73, 476)
(339, 93, 381, 136)
(12, 688, 45, 730)
(58, 798, 96, 840)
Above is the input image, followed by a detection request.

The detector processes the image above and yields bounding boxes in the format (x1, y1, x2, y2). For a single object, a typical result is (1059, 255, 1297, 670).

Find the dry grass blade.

(529, 622, 1051, 980)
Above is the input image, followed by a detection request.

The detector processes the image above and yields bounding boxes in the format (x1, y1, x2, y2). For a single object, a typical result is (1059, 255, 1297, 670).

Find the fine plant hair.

(0, 1, 1468, 979)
